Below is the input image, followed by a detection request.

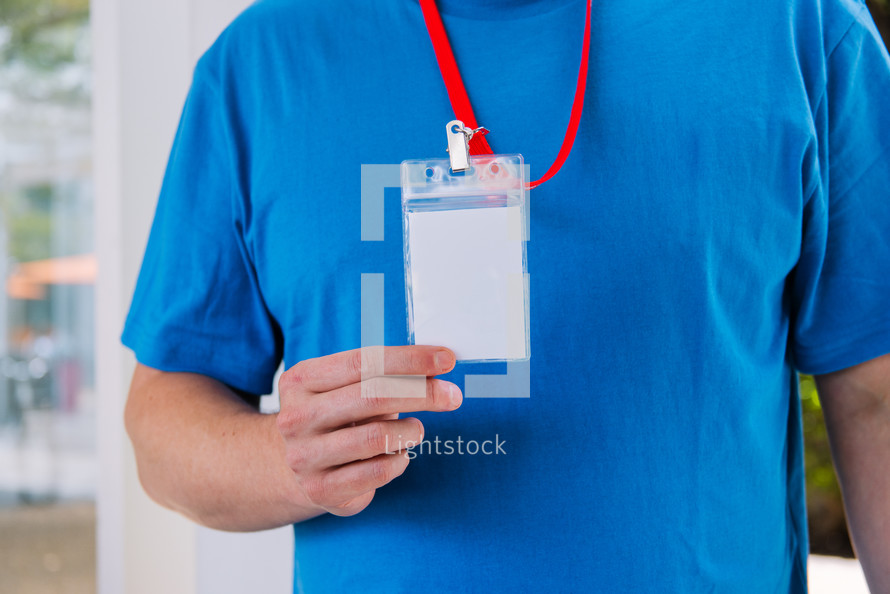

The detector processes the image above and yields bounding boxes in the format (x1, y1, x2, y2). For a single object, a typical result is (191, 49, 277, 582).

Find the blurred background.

(1, 0, 95, 591)
(0, 1, 888, 592)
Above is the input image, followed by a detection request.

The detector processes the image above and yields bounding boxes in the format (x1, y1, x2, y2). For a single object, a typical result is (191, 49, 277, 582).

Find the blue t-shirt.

(123, 0, 890, 591)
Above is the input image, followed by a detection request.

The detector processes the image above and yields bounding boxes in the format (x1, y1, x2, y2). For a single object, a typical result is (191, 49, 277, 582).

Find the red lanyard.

(419, 0, 592, 189)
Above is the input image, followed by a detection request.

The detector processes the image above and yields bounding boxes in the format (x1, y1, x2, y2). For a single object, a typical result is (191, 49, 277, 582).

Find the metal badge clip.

(446, 120, 487, 173)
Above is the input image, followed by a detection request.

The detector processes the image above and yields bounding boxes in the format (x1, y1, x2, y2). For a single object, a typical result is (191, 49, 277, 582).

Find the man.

(123, 0, 890, 591)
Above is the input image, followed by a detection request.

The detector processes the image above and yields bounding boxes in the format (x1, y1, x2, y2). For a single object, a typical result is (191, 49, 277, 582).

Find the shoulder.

(196, 0, 311, 74)
(194, 0, 401, 82)
(208, 0, 395, 53)
(223, 0, 353, 33)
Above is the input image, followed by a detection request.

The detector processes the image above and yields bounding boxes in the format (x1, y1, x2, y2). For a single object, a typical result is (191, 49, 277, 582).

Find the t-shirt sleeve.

(121, 60, 282, 395)
(789, 3, 890, 375)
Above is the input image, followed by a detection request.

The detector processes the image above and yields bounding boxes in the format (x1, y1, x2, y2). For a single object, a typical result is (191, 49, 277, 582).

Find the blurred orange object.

(5, 253, 96, 300)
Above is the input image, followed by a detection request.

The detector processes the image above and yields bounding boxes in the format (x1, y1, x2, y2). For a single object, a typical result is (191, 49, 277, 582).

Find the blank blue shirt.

(123, 0, 890, 591)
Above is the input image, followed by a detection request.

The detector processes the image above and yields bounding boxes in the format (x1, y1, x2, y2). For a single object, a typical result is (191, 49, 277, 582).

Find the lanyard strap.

(419, 0, 592, 189)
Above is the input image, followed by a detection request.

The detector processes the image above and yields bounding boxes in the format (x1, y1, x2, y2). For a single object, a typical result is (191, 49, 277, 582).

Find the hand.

(276, 345, 461, 517)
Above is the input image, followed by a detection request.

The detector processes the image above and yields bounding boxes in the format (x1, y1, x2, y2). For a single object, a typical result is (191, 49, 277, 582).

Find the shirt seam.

(825, 2, 868, 60)
(808, 3, 868, 130)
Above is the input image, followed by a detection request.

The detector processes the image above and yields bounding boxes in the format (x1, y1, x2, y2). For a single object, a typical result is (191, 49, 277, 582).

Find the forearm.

(816, 356, 890, 592)
(125, 364, 322, 531)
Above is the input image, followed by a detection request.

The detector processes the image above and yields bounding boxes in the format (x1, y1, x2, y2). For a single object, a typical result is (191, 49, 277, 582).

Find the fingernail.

(435, 350, 455, 371)
(448, 383, 462, 407)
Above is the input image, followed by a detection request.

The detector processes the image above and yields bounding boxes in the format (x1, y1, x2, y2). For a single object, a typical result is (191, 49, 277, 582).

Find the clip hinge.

(445, 120, 488, 173)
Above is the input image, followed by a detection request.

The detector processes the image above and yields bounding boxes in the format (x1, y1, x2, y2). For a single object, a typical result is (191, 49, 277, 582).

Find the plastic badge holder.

(401, 154, 530, 363)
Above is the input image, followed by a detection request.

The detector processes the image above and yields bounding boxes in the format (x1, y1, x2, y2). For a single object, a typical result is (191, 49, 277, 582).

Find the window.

(0, 0, 95, 590)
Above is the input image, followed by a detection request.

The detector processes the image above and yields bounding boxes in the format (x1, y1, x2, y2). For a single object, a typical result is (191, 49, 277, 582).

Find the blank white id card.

(401, 155, 530, 362)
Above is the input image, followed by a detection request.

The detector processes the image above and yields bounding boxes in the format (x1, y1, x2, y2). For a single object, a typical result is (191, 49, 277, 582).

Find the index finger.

(284, 345, 456, 394)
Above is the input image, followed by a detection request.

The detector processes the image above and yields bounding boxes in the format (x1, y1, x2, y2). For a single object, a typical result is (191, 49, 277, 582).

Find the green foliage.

(0, 0, 88, 69)
(801, 376, 838, 491)
(8, 211, 52, 262)
(800, 374, 853, 556)
(0, 187, 53, 262)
